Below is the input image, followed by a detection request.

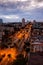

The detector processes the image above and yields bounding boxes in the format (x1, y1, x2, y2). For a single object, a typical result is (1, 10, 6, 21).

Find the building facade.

(0, 23, 14, 45)
(30, 22, 43, 52)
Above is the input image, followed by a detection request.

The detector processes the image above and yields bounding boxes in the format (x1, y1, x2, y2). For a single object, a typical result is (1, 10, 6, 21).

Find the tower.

(22, 18, 25, 27)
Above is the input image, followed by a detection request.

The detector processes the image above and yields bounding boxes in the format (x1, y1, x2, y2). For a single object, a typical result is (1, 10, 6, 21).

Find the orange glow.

(0, 48, 19, 65)
(0, 48, 18, 59)
(17, 33, 23, 39)
(0, 24, 33, 65)
(25, 33, 28, 39)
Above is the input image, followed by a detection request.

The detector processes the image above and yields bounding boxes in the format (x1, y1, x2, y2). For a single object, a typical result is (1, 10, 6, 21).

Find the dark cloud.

(36, 0, 43, 2)
(0, 0, 43, 22)
(0, 0, 31, 15)
(0, 1, 30, 8)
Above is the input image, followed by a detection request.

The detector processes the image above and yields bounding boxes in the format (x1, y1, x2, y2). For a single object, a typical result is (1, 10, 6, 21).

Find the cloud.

(35, 0, 43, 2)
(0, 0, 28, 2)
(0, 0, 32, 11)
(0, 0, 43, 22)
(0, 15, 19, 19)
(0, 14, 20, 22)
(0, 0, 43, 12)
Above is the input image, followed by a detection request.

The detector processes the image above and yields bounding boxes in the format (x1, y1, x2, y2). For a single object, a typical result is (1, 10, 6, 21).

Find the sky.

(0, 0, 43, 23)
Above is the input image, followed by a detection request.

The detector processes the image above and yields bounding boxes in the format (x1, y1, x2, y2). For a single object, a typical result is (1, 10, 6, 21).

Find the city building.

(0, 23, 14, 45)
(30, 21, 43, 52)
(7, 22, 22, 29)
(0, 19, 3, 24)
(22, 18, 25, 27)
(0, 21, 22, 46)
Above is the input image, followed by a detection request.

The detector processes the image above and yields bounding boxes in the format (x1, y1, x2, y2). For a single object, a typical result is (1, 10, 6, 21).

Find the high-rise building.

(0, 19, 3, 24)
(22, 18, 25, 27)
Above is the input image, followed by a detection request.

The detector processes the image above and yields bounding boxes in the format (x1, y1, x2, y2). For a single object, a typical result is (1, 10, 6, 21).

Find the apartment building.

(30, 21, 43, 52)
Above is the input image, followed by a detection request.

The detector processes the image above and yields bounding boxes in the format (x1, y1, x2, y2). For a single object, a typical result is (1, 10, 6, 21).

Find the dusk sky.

(0, 0, 43, 23)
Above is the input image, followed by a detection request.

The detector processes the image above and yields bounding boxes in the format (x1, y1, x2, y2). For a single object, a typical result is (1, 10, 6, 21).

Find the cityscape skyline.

(0, 0, 43, 23)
